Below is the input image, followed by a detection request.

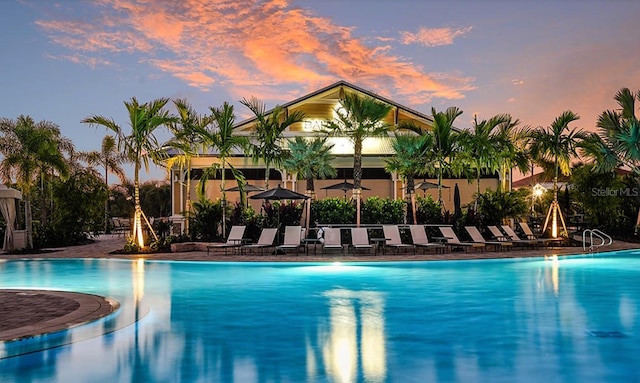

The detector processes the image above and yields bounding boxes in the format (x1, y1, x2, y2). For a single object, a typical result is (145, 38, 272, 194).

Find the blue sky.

(2, 0, 639, 182)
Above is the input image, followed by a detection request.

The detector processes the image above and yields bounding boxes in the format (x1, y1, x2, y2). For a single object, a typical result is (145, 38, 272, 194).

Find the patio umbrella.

(224, 184, 266, 192)
(0, 185, 22, 251)
(321, 180, 370, 198)
(250, 185, 310, 235)
(250, 185, 310, 201)
(414, 181, 449, 198)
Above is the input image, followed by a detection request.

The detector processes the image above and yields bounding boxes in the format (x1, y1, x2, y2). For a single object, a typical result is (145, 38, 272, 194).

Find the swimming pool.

(0, 251, 639, 382)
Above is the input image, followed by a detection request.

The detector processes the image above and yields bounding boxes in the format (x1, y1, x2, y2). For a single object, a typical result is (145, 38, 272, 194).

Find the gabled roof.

(233, 80, 438, 134)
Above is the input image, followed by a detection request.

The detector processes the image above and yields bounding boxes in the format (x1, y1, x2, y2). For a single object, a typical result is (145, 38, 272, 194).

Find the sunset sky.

(2, 0, 639, 182)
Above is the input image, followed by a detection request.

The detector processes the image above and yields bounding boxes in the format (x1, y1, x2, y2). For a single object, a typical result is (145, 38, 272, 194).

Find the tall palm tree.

(195, 102, 248, 236)
(494, 121, 531, 191)
(428, 107, 463, 207)
(458, 114, 514, 208)
(164, 99, 212, 236)
(0, 115, 69, 248)
(82, 97, 176, 248)
(583, 88, 640, 173)
(283, 136, 337, 196)
(81, 135, 128, 234)
(323, 93, 392, 226)
(240, 97, 305, 189)
(530, 111, 586, 237)
(581, 88, 640, 226)
(283, 136, 337, 229)
(384, 131, 431, 224)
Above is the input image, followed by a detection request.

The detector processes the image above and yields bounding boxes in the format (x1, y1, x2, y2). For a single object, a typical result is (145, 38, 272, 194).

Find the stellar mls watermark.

(591, 187, 639, 197)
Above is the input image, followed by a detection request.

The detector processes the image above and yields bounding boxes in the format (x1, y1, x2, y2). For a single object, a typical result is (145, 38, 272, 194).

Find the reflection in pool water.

(0, 252, 639, 382)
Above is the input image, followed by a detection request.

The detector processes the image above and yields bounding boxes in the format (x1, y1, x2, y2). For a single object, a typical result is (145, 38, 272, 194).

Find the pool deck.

(1, 234, 639, 343)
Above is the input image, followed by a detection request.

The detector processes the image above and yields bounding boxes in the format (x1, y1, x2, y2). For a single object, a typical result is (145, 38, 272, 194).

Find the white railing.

(582, 229, 613, 252)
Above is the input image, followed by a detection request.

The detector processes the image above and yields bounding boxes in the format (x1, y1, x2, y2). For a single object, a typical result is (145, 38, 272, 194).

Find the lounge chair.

(487, 225, 529, 249)
(322, 227, 343, 255)
(382, 225, 415, 254)
(350, 227, 373, 255)
(276, 225, 304, 255)
(409, 225, 446, 253)
(438, 226, 485, 251)
(465, 226, 512, 251)
(207, 225, 246, 255)
(501, 225, 546, 247)
(241, 228, 278, 255)
(518, 222, 564, 246)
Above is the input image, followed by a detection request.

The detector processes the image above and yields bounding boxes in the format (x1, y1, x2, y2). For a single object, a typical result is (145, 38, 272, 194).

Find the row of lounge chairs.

(206, 222, 559, 256)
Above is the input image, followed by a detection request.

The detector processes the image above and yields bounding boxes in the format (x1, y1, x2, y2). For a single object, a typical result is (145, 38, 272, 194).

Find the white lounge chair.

(501, 225, 545, 247)
(382, 225, 415, 254)
(241, 228, 278, 255)
(276, 225, 304, 255)
(207, 225, 246, 255)
(465, 226, 512, 251)
(322, 228, 343, 255)
(409, 225, 446, 253)
(438, 226, 485, 251)
(518, 222, 563, 246)
(350, 227, 373, 255)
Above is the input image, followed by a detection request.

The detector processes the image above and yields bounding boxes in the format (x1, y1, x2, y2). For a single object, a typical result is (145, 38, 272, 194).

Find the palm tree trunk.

(133, 163, 144, 248)
(475, 169, 481, 211)
(185, 164, 191, 236)
(104, 167, 109, 234)
(353, 140, 363, 226)
(25, 195, 33, 249)
(437, 160, 444, 208)
(221, 159, 227, 237)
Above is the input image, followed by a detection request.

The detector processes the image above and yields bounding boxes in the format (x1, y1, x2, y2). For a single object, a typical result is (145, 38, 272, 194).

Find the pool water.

(0, 251, 639, 382)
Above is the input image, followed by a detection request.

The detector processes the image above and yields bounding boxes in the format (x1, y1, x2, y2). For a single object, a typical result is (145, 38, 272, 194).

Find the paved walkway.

(1, 234, 638, 343)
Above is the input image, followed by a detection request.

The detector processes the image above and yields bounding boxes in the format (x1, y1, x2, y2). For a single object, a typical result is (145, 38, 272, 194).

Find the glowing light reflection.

(318, 289, 387, 382)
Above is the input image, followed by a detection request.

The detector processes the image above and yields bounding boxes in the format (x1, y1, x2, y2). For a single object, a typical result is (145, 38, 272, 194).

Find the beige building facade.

(170, 81, 501, 222)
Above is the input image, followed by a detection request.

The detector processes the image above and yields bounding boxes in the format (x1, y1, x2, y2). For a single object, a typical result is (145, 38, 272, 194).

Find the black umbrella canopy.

(415, 181, 450, 190)
(249, 185, 310, 200)
(224, 184, 266, 192)
(321, 180, 370, 192)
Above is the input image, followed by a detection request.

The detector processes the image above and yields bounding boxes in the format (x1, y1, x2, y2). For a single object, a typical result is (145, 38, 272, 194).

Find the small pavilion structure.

(0, 185, 23, 251)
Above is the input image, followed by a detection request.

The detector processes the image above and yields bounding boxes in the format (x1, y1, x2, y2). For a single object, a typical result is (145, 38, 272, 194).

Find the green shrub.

(311, 198, 356, 225)
(476, 188, 529, 227)
(189, 198, 223, 241)
(416, 195, 444, 224)
(361, 196, 405, 224)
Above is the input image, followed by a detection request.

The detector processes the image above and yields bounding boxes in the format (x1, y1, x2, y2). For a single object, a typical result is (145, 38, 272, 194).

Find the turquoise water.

(0, 251, 639, 382)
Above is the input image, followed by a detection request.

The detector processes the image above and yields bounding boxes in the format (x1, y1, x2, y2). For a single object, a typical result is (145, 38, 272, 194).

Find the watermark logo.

(591, 187, 639, 197)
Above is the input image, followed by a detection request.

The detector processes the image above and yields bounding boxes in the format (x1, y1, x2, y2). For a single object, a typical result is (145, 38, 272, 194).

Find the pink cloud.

(35, 0, 474, 103)
(399, 26, 473, 47)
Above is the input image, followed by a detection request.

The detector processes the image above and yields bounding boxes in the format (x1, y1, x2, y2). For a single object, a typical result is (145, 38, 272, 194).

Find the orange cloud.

(399, 26, 473, 47)
(35, 0, 475, 104)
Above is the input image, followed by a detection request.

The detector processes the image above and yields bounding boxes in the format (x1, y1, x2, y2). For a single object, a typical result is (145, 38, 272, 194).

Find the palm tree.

(0, 115, 69, 248)
(428, 107, 463, 207)
(530, 111, 586, 237)
(240, 97, 305, 189)
(82, 97, 176, 248)
(195, 102, 248, 236)
(283, 136, 337, 196)
(458, 114, 515, 208)
(164, 99, 212, 236)
(494, 121, 531, 191)
(384, 131, 431, 224)
(581, 88, 640, 226)
(283, 136, 337, 229)
(323, 93, 392, 226)
(81, 135, 128, 234)
(583, 88, 640, 173)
